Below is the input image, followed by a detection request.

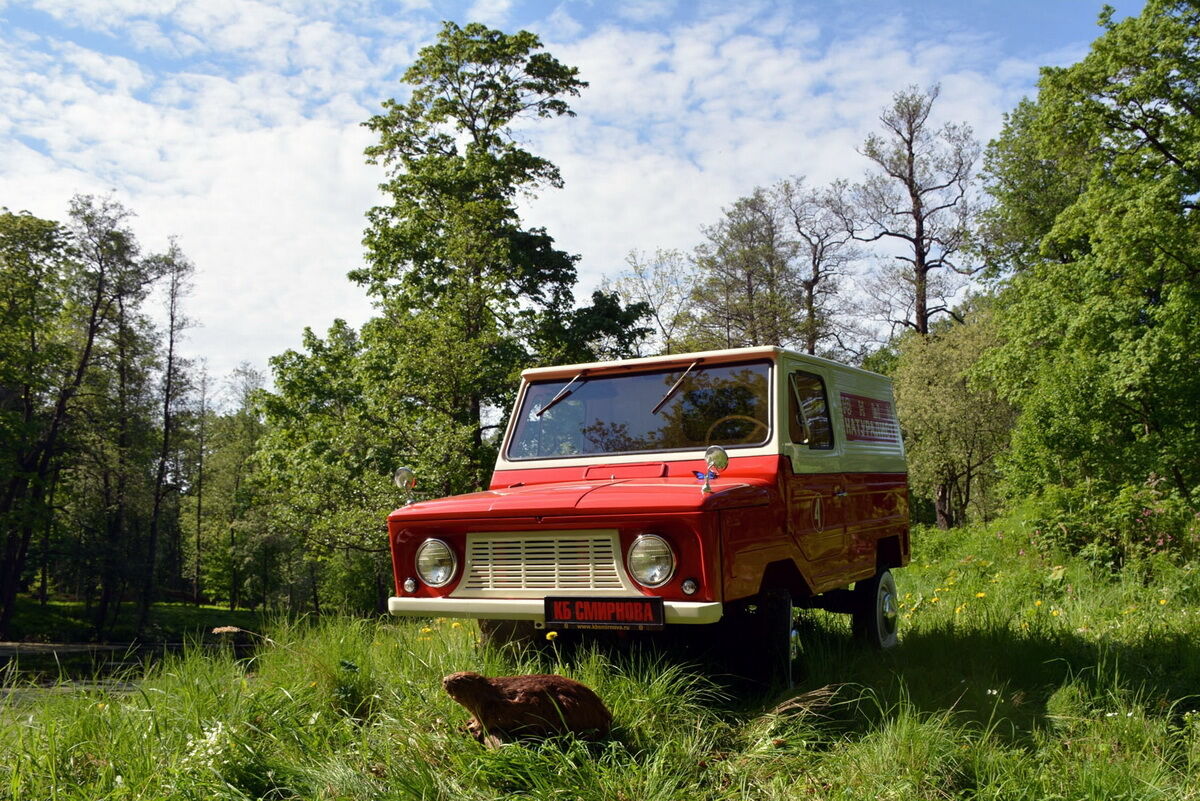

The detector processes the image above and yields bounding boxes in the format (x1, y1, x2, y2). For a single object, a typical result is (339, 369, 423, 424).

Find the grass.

(3, 518, 1200, 800)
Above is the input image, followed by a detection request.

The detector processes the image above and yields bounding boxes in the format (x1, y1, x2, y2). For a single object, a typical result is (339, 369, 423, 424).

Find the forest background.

(1, 0, 1198, 641)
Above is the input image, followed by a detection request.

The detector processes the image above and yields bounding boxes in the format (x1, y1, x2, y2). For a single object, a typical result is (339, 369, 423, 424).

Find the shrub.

(1026, 476, 1200, 569)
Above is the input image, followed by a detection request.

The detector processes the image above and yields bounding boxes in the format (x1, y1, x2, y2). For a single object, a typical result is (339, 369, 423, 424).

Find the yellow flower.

(1034, 600, 1043, 607)
(451, 621, 462, 628)
(931, 597, 940, 603)
(545, 631, 559, 641)
(1052, 609, 1061, 617)
(1159, 599, 1167, 606)
(420, 626, 432, 634)
(955, 605, 965, 614)
(975, 592, 986, 598)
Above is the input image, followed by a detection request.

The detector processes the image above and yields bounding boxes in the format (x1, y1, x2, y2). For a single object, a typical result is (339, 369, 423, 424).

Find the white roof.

(520, 345, 887, 382)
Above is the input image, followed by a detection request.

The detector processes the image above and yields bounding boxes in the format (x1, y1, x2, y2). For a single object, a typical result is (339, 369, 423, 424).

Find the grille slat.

(456, 531, 629, 594)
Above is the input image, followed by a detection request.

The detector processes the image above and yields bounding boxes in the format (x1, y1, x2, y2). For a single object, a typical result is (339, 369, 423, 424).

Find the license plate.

(544, 596, 665, 631)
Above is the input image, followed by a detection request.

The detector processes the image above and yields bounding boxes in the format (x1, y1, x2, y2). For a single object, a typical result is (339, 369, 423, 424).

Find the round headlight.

(415, 539, 456, 587)
(627, 534, 675, 588)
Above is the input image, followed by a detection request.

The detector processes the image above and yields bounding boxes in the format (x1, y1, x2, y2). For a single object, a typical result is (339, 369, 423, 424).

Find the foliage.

(682, 177, 861, 358)
(980, 0, 1200, 517)
(353, 20, 647, 493)
(1022, 476, 1200, 570)
(893, 302, 1014, 527)
(603, 249, 695, 355)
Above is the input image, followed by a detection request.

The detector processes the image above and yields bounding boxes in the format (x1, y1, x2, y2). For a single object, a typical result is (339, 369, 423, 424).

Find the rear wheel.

(852, 569, 899, 649)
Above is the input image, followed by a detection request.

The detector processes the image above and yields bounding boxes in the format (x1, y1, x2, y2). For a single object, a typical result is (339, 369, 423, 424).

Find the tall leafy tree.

(981, 0, 1200, 505)
(0, 210, 72, 637)
(353, 21, 645, 492)
(137, 241, 194, 632)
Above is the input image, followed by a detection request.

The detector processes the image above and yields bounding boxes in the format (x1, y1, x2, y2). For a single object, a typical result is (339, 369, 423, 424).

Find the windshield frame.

(502, 359, 775, 462)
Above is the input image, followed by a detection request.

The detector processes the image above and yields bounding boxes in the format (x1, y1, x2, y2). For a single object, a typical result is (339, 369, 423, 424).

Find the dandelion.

(1159, 599, 1167, 605)
(420, 626, 432, 634)
(545, 631, 559, 641)
(1034, 600, 1043, 607)
(955, 605, 965, 614)
(1052, 609, 1061, 617)
(976, 592, 986, 598)
(451, 621, 462, 628)
(931, 597, 940, 603)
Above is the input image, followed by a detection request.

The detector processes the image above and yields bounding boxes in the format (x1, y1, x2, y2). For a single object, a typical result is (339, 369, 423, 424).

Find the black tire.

(718, 589, 799, 687)
(758, 588, 799, 688)
(852, 569, 899, 649)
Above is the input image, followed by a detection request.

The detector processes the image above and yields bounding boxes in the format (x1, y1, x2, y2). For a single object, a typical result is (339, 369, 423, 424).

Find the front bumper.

(388, 596, 723, 624)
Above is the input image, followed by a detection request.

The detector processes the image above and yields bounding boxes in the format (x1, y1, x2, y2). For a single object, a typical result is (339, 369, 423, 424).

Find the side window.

(789, 371, 833, 449)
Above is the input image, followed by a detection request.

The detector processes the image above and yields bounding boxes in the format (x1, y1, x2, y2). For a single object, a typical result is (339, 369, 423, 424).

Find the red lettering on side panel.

(840, 392, 900, 443)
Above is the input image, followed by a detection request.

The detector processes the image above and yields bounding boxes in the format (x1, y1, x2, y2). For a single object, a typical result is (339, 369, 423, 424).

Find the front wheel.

(715, 589, 799, 687)
(852, 569, 899, 649)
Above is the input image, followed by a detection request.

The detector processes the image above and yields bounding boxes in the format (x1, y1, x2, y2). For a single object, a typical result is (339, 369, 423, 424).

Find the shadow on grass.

(528, 609, 1200, 749)
(786, 611, 1200, 744)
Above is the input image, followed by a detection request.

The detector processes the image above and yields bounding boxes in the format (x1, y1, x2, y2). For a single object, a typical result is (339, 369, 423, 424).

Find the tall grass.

(3, 518, 1200, 799)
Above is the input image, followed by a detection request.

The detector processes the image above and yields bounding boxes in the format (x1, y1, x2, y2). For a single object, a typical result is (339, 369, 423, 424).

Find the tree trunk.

(935, 482, 953, 529)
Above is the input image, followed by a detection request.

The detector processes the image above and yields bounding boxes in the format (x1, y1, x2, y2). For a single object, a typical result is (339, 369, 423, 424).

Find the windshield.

(506, 361, 772, 460)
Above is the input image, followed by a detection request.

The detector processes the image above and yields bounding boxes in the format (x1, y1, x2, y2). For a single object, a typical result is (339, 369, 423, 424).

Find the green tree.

(981, 1, 1200, 507)
(894, 304, 1014, 527)
(353, 21, 646, 493)
(685, 179, 858, 356)
(0, 210, 73, 637)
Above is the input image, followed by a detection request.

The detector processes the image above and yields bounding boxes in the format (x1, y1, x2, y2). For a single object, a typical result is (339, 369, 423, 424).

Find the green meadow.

(4, 518, 1199, 801)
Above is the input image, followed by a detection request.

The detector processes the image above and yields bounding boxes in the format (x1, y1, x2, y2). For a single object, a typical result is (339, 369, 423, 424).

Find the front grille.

(451, 530, 636, 597)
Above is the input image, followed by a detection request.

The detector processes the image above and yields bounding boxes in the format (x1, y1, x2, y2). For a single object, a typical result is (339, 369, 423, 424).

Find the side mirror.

(701, 445, 728, 494)
(393, 466, 416, 505)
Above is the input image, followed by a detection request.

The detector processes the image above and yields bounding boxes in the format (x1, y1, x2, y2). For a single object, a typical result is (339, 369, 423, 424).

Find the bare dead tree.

(832, 85, 980, 336)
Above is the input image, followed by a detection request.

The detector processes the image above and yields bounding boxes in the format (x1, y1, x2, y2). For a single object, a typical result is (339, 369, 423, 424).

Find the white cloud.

(466, 0, 513, 26)
(1, 0, 1093, 379)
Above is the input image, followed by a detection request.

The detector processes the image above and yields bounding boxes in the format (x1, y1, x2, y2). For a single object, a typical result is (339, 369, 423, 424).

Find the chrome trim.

(450, 530, 637, 597)
(388, 596, 724, 624)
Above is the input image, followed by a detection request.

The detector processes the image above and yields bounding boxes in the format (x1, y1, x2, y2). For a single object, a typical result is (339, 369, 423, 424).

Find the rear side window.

(789, 371, 833, 449)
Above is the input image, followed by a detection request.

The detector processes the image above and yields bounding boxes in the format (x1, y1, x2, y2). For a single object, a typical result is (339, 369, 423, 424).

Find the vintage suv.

(386, 346, 908, 680)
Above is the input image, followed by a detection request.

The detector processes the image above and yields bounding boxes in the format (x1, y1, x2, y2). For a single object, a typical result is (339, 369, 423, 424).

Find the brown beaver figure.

(442, 671, 612, 746)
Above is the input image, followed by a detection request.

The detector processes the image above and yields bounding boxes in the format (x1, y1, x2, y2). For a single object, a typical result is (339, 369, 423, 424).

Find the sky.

(0, 0, 1144, 385)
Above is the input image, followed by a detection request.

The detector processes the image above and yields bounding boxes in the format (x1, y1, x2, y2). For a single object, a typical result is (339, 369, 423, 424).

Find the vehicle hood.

(388, 477, 771, 522)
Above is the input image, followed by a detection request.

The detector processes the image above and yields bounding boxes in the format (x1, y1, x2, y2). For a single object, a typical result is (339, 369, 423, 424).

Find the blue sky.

(0, 0, 1142, 383)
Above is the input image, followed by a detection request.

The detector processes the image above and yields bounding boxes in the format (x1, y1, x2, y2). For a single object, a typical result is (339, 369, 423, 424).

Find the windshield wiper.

(535, 371, 586, 418)
(651, 359, 700, 415)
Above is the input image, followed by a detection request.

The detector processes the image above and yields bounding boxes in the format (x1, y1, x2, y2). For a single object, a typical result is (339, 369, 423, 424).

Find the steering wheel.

(705, 414, 769, 444)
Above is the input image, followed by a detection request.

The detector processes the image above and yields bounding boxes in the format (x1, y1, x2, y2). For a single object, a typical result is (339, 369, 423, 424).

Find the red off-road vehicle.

(387, 346, 908, 682)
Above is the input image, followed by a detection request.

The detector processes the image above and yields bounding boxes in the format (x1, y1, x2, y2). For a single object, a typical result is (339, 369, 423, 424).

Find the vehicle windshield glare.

(507, 361, 771, 460)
